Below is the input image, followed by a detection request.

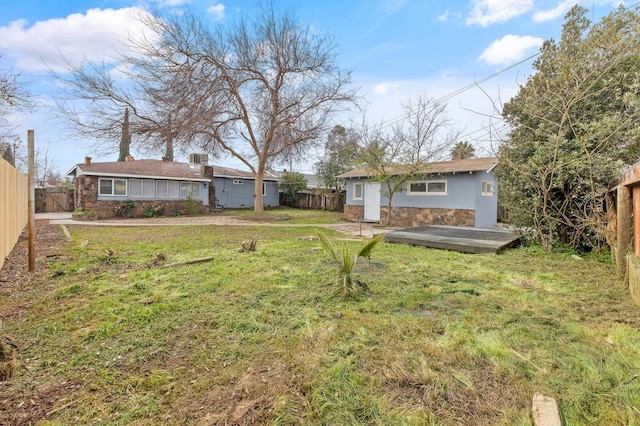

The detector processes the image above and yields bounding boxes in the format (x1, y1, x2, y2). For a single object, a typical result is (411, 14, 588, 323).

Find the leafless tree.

(356, 96, 459, 226)
(54, 2, 356, 211)
(0, 55, 34, 156)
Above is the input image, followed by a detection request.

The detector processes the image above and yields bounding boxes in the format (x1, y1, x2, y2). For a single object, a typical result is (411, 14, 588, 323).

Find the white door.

(364, 182, 381, 222)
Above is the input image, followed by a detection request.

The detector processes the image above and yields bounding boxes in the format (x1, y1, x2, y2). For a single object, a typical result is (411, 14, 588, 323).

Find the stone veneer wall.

(343, 204, 474, 227)
(382, 206, 475, 227)
(343, 205, 364, 222)
(75, 175, 207, 219)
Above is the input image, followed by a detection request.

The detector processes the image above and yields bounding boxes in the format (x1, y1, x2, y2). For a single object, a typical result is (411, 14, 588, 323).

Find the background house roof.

(69, 159, 278, 182)
(212, 165, 278, 181)
(337, 157, 498, 179)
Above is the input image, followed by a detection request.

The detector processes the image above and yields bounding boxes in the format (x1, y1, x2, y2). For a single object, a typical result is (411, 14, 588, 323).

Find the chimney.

(125, 155, 134, 162)
(85, 156, 92, 166)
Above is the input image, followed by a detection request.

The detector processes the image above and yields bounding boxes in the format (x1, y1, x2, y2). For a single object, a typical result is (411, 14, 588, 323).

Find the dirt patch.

(0, 224, 73, 424)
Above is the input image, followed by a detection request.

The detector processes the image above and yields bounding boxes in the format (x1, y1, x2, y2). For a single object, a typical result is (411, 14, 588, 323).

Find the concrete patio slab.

(384, 225, 520, 254)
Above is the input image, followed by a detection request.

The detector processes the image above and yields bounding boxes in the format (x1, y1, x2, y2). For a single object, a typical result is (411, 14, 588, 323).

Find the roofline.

(214, 173, 278, 181)
(73, 169, 211, 182)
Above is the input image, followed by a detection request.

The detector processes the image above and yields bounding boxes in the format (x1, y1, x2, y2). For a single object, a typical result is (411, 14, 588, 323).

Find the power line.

(378, 51, 541, 130)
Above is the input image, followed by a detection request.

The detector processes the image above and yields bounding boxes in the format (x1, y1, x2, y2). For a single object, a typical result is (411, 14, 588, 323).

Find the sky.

(0, 0, 627, 175)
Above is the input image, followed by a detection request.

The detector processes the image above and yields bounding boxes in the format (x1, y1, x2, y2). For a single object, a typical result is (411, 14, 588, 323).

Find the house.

(337, 157, 499, 228)
(66, 156, 280, 218)
(212, 165, 279, 209)
(67, 156, 213, 218)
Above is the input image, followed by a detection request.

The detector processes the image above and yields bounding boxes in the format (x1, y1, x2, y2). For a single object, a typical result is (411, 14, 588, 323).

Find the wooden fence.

(35, 187, 74, 212)
(281, 190, 345, 211)
(1, 158, 28, 269)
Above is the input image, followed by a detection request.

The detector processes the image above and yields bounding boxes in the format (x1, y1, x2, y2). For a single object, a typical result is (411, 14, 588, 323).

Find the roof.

(337, 157, 498, 179)
(68, 159, 277, 182)
(212, 165, 278, 181)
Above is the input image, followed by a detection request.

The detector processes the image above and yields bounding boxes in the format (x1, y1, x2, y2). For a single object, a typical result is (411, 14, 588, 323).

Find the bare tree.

(54, 2, 355, 211)
(356, 96, 459, 226)
(0, 54, 34, 160)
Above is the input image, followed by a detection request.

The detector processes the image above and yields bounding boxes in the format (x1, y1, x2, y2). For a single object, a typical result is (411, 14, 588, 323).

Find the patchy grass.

(1, 224, 639, 425)
(217, 206, 345, 224)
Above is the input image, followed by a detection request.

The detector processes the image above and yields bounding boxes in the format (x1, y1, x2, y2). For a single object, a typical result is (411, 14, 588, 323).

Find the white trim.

(482, 180, 495, 196)
(75, 169, 210, 182)
(407, 180, 447, 195)
(98, 178, 128, 196)
(233, 179, 243, 184)
(353, 182, 363, 200)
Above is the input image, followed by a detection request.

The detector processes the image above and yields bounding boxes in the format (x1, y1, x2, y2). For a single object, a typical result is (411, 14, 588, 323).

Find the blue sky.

(0, 0, 626, 174)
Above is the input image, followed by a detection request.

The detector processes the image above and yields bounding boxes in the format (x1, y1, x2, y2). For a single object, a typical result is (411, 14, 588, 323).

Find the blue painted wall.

(345, 178, 366, 206)
(343, 171, 498, 228)
(213, 177, 279, 208)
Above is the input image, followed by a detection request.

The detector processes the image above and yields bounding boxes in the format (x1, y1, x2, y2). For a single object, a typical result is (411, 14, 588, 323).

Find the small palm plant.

(316, 230, 384, 296)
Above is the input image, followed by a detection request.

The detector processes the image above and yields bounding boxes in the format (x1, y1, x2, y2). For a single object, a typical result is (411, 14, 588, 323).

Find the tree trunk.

(164, 117, 174, 161)
(254, 166, 265, 212)
(118, 108, 131, 162)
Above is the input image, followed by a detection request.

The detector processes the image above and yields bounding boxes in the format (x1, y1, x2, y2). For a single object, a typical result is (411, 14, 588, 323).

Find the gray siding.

(474, 172, 498, 228)
(343, 171, 499, 228)
(344, 178, 366, 206)
(213, 177, 279, 208)
(97, 178, 209, 206)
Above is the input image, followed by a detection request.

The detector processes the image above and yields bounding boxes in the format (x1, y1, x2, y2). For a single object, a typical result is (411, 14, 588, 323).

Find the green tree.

(497, 5, 640, 250)
(279, 171, 308, 206)
(314, 125, 358, 191)
(450, 141, 475, 160)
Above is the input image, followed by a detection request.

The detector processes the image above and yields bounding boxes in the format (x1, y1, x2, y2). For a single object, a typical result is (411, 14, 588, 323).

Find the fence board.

(1, 158, 28, 269)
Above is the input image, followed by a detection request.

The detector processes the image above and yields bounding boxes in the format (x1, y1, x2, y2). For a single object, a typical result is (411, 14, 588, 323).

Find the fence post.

(28, 130, 35, 271)
(617, 184, 632, 279)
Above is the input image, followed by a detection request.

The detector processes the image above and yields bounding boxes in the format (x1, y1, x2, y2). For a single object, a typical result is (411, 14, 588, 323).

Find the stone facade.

(382, 206, 475, 227)
(74, 175, 207, 219)
(343, 205, 364, 222)
(343, 203, 475, 227)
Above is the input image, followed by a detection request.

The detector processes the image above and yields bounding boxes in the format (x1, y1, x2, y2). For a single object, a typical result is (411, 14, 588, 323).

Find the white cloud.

(466, 0, 534, 26)
(207, 4, 226, 21)
(533, 0, 578, 22)
(372, 82, 402, 96)
(0, 7, 157, 73)
(479, 34, 543, 66)
(437, 9, 451, 22)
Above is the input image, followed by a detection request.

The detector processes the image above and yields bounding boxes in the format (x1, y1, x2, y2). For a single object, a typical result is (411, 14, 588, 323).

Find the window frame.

(129, 178, 156, 199)
(353, 182, 363, 200)
(180, 181, 201, 200)
(233, 179, 243, 185)
(407, 180, 447, 195)
(156, 180, 180, 199)
(98, 178, 127, 196)
(482, 180, 495, 196)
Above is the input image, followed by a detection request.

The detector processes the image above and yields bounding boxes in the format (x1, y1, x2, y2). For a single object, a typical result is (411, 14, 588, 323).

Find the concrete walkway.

(35, 212, 390, 238)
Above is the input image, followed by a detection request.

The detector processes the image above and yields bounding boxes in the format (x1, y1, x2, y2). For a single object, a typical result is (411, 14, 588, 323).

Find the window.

(99, 178, 127, 196)
(353, 182, 363, 200)
(408, 180, 447, 195)
(263, 182, 267, 197)
(180, 182, 201, 199)
(156, 180, 180, 198)
(482, 181, 495, 196)
(129, 179, 155, 199)
(233, 179, 243, 185)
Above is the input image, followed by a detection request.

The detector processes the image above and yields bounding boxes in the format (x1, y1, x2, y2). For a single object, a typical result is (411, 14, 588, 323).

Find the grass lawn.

(1, 223, 639, 425)
(214, 207, 345, 225)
